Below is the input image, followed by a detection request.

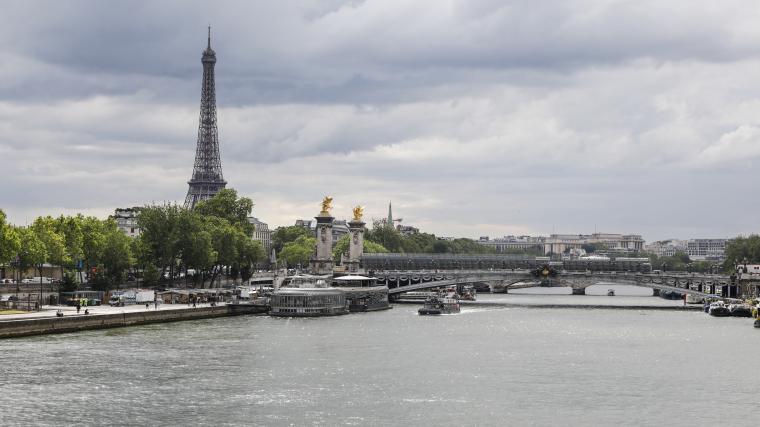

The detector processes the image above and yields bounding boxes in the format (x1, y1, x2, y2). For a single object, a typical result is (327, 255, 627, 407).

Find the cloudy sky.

(2, 0, 760, 241)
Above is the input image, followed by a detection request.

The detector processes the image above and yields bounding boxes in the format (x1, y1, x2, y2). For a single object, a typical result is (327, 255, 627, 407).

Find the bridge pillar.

(346, 218, 365, 273)
(652, 289, 660, 297)
(571, 288, 585, 295)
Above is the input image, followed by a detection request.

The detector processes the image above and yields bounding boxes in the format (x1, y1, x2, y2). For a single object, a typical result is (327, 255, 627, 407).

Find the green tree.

(99, 222, 134, 290)
(31, 216, 68, 278)
(365, 220, 403, 252)
(724, 235, 760, 271)
(280, 235, 316, 268)
(15, 227, 47, 279)
(332, 235, 388, 263)
(136, 204, 183, 278)
(80, 216, 108, 272)
(55, 215, 84, 269)
(272, 225, 312, 253)
(0, 209, 21, 265)
(175, 209, 216, 282)
(194, 188, 254, 235)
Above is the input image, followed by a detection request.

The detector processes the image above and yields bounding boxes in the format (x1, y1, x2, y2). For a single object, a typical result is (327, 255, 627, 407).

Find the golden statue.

(352, 205, 364, 221)
(320, 196, 333, 215)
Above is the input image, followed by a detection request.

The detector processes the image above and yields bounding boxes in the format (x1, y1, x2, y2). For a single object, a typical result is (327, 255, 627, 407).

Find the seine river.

(2, 286, 759, 426)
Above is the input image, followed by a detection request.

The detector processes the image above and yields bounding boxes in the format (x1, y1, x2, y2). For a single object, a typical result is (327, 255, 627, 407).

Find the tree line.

(0, 189, 264, 290)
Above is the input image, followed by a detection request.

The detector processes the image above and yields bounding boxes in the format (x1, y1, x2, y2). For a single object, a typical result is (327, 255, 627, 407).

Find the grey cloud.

(2, 0, 760, 241)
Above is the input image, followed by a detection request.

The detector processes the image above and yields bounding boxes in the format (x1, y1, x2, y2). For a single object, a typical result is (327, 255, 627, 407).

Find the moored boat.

(418, 294, 460, 315)
(729, 303, 753, 318)
(269, 275, 349, 317)
(708, 301, 730, 317)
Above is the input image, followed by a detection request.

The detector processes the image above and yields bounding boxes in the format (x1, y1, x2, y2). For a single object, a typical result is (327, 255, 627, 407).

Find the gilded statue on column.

(352, 205, 364, 222)
(320, 196, 333, 215)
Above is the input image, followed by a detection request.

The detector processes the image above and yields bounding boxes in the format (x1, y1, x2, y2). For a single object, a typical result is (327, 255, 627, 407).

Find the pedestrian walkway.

(0, 303, 214, 322)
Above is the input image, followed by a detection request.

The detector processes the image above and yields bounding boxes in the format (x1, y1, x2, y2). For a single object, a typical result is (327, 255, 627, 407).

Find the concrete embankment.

(0, 304, 268, 339)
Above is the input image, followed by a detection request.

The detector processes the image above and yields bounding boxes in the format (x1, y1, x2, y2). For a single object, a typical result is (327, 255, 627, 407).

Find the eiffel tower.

(184, 27, 226, 209)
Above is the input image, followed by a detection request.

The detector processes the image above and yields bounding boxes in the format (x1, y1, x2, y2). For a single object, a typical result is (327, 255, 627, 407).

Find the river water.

(2, 286, 759, 426)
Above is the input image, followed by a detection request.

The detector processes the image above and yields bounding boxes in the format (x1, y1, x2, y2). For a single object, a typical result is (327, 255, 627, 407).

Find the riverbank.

(0, 303, 267, 339)
(395, 291, 705, 311)
(394, 299, 703, 311)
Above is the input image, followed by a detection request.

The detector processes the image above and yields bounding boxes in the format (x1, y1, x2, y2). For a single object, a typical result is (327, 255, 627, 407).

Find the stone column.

(346, 219, 365, 273)
(309, 212, 334, 275)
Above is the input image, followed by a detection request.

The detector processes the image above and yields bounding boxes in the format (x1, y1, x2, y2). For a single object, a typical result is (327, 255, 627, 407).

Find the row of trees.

(0, 189, 264, 290)
(0, 209, 134, 291)
(135, 189, 264, 287)
(363, 220, 496, 254)
(724, 235, 760, 271)
(644, 252, 716, 273)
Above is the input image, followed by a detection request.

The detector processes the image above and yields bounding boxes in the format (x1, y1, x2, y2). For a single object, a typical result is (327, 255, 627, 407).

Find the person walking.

(76, 301, 81, 314)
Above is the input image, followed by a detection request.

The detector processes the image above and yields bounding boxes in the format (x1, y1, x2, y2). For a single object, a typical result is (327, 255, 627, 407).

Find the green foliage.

(724, 235, 760, 267)
(280, 235, 316, 268)
(364, 221, 495, 255)
(272, 226, 312, 253)
(31, 216, 69, 268)
(365, 220, 404, 252)
(332, 235, 388, 263)
(645, 251, 707, 272)
(16, 227, 47, 271)
(581, 243, 607, 254)
(365, 240, 389, 254)
(142, 264, 161, 287)
(100, 223, 134, 289)
(193, 189, 254, 235)
(136, 203, 183, 274)
(135, 189, 263, 287)
(0, 209, 21, 264)
(60, 271, 78, 293)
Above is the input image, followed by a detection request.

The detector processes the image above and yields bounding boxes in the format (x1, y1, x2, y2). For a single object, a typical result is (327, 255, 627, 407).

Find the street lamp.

(10, 256, 20, 302)
(38, 262, 44, 311)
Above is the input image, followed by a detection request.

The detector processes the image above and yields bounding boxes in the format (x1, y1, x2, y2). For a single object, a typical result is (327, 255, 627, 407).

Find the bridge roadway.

(374, 269, 751, 298)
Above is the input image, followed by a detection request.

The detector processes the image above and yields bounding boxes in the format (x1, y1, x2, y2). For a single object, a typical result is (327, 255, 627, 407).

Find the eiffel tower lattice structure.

(184, 27, 227, 209)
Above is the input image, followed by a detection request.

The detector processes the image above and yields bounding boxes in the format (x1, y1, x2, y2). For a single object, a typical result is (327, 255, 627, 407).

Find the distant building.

(543, 233, 644, 255)
(295, 219, 314, 231)
(687, 239, 730, 261)
(332, 220, 350, 244)
(248, 217, 272, 254)
(477, 235, 544, 253)
(644, 240, 688, 257)
(396, 224, 419, 236)
(113, 207, 141, 238)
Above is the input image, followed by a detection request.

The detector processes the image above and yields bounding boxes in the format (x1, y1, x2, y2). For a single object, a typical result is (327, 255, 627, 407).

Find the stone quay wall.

(0, 304, 266, 339)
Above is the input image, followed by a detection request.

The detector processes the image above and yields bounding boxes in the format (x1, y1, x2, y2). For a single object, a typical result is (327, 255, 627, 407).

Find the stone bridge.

(373, 269, 760, 299)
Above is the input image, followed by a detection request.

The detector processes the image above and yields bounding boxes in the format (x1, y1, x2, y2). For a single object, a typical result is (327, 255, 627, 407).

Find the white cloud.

(2, 1, 760, 241)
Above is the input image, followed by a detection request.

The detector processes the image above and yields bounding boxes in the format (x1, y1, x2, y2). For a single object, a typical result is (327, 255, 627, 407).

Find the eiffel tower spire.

(184, 26, 226, 209)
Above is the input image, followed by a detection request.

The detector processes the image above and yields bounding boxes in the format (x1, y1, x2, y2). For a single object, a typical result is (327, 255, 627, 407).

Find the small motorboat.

(709, 301, 730, 317)
(729, 303, 753, 318)
(607, 289, 615, 296)
(754, 318, 760, 328)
